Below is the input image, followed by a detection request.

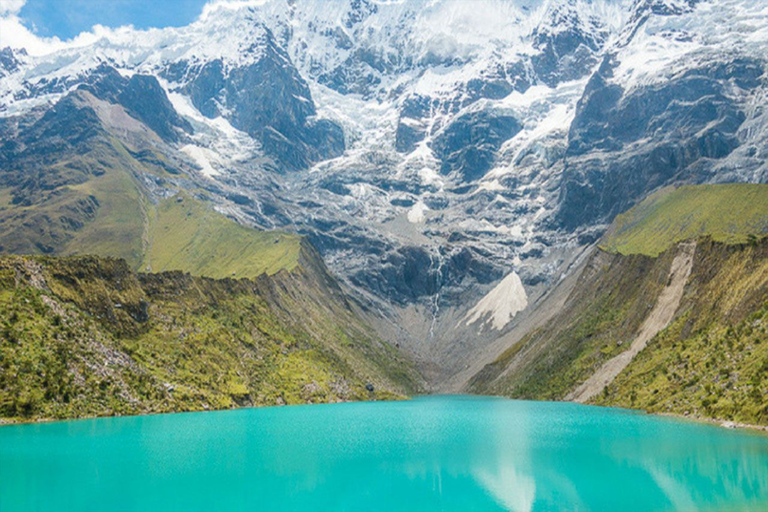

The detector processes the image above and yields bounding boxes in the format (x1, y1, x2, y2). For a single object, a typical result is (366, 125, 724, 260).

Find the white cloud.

(0, 0, 65, 55)
(0, 0, 256, 56)
(0, 13, 92, 55)
(198, 0, 269, 21)
(0, 0, 25, 16)
(0, 16, 58, 54)
(0, 5, 111, 56)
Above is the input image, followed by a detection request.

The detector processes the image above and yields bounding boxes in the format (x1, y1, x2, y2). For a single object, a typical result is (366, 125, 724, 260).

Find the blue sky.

(18, 0, 210, 38)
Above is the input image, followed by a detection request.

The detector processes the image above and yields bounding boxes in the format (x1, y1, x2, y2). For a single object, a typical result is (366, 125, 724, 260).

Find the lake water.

(1, 396, 767, 511)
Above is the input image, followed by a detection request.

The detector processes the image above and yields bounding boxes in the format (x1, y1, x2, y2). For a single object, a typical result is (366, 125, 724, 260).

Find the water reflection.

(624, 419, 768, 512)
(475, 464, 536, 512)
(471, 398, 536, 512)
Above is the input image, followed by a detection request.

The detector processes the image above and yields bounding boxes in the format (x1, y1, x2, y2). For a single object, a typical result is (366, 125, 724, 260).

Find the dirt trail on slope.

(568, 241, 696, 403)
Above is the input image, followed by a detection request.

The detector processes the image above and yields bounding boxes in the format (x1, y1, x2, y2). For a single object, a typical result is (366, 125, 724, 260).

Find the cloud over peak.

(0, 0, 25, 16)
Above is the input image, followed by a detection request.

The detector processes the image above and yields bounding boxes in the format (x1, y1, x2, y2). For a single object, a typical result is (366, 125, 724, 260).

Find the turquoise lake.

(1, 396, 767, 511)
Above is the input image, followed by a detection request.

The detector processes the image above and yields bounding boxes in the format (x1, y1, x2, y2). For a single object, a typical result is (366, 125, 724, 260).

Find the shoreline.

(570, 399, 768, 434)
(655, 411, 768, 434)
(0, 395, 410, 427)
(4, 395, 768, 434)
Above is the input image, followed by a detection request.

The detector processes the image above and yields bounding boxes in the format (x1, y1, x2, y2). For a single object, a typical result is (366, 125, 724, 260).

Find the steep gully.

(567, 241, 697, 403)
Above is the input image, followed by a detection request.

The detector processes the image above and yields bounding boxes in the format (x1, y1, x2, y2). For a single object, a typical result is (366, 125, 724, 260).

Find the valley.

(2, 2, 768, 510)
(0, 0, 766, 428)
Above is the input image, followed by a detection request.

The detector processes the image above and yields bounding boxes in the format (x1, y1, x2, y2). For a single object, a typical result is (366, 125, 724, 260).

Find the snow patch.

(464, 271, 528, 330)
(418, 166, 442, 187)
(181, 144, 222, 176)
(477, 179, 505, 192)
(407, 201, 429, 223)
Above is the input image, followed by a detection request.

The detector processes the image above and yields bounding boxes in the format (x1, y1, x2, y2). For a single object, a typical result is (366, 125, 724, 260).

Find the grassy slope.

(594, 239, 768, 424)
(0, 137, 147, 267)
(0, 255, 419, 422)
(601, 184, 768, 256)
(45, 145, 301, 279)
(61, 141, 148, 269)
(143, 194, 300, 278)
(0, 140, 419, 421)
(0, 98, 299, 280)
(470, 184, 768, 424)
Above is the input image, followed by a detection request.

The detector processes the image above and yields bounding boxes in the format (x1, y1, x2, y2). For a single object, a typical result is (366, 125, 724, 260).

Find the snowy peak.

(0, 1, 626, 111)
(530, 0, 612, 86)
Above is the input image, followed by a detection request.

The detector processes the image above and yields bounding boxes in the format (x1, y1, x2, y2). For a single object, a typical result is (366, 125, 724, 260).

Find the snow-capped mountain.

(1, 0, 766, 377)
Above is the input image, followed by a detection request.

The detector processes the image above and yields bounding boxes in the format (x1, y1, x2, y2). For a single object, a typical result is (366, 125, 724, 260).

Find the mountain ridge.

(1, 0, 767, 386)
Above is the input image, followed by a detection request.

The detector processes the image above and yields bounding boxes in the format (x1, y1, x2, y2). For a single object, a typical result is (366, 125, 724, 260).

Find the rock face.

(1, 0, 767, 380)
(433, 110, 521, 182)
(82, 65, 192, 142)
(557, 56, 763, 229)
(177, 28, 345, 170)
(0, 47, 23, 77)
(530, 1, 608, 87)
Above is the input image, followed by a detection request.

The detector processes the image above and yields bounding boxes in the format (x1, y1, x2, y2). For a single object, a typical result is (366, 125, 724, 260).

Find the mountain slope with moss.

(601, 184, 768, 257)
(0, 79, 422, 422)
(142, 194, 301, 278)
(0, 90, 162, 269)
(469, 184, 768, 425)
(0, 86, 301, 280)
(592, 238, 768, 425)
(0, 250, 420, 422)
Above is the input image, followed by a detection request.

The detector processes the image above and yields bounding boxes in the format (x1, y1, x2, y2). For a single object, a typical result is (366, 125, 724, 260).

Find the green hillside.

(0, 134, 150, 269)
(471, 184, 768, 425)
(0, 139, 301, 280)
(0, 90, 300, 281)
(143, 194, 300, 278)
(601, 184, 768, 256)
(594, 239, 768, 424)
(0, 254, 419, 422)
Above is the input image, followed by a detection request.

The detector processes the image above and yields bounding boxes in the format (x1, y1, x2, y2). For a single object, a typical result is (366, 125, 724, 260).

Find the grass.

(0, 255, 418, 422)
(67, 142, 303, 279)
(601, 184, 768, 256)
(63, 152, 147, 269)
(0, 135, 150, 263)
(143, 194, 301, 278)
(595, 239, 768, 425)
